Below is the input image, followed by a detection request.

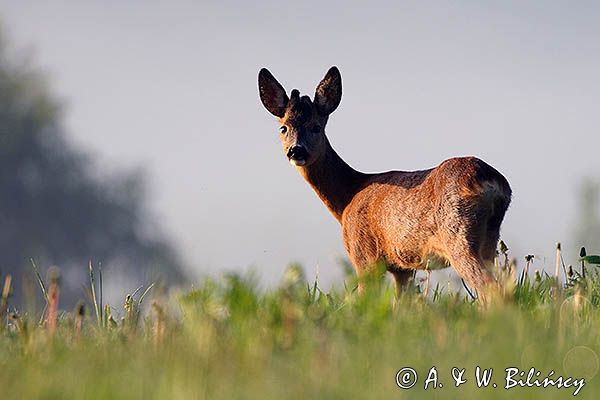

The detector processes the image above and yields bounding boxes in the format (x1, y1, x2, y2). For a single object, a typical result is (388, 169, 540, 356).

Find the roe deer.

(258, 66, 511, 301)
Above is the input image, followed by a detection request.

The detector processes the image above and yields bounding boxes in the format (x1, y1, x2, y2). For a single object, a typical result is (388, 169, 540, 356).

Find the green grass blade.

(89, 260, 101, 327)
(138, 283, 155, 306)
(30, 258, 49, 304)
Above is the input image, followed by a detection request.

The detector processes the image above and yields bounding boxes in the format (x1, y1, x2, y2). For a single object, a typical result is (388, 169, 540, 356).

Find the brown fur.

(258, 66, 512, 300)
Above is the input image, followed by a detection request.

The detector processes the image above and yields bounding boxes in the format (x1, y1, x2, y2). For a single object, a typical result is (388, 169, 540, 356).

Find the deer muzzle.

(287, 145, 308, 166)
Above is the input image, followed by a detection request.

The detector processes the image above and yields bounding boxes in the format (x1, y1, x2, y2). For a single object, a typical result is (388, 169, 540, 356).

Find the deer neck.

(297, 137, 368, 223)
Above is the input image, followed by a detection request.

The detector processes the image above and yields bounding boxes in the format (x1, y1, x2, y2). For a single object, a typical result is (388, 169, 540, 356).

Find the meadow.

(1, 247, 600, 399)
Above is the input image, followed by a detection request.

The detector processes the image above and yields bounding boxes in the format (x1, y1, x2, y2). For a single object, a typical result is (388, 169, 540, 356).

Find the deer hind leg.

(479, 197, 509, 267)
(449, 250, 495, 295)
(479, 227, 500, 271)
(444, 226, 496, 303)
(443, 193, 507, 303)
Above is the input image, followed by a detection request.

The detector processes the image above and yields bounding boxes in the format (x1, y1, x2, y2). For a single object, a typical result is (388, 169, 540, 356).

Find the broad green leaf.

(579, 255, 600, 265)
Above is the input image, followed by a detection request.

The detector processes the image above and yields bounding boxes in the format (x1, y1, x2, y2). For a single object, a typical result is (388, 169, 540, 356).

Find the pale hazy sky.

(2, 1, 600, 287)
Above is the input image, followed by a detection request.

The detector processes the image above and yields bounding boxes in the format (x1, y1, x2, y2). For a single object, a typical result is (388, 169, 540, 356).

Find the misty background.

(1, 1, 600, 302)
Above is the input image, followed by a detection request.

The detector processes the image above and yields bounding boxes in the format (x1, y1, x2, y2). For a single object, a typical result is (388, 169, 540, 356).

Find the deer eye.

(311, 125, 321, 133)
(279, 126, 288, 134)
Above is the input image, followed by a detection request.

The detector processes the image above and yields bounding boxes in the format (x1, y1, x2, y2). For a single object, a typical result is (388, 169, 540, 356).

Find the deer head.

(258, 66, 342, 167)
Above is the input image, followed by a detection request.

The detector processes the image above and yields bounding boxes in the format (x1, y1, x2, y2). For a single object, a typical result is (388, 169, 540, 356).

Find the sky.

(1, 1, 600, 288)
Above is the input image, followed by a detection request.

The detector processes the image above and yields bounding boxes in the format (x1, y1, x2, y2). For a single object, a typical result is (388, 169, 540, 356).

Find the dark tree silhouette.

(0, 27, 187, 305)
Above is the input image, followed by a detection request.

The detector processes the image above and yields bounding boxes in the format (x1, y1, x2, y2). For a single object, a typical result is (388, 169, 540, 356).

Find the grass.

(1, 251, 600, 399)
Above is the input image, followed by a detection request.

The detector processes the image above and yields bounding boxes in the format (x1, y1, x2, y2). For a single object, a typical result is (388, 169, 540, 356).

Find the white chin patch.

(290, 159, 306, 166)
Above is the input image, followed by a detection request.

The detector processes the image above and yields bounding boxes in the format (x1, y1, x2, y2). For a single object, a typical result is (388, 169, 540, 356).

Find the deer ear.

(314, 66, 342, 115)
(258, 68, 289, 118)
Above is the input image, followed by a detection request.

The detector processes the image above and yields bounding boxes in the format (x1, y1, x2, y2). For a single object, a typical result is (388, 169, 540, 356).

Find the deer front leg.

(353, 261, 387, 295)
(343, 228, 384, 295)
(390, 269, 414, 297)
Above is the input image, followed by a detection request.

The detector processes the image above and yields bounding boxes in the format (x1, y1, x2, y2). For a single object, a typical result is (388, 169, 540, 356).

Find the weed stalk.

(0, 275, 12, 332)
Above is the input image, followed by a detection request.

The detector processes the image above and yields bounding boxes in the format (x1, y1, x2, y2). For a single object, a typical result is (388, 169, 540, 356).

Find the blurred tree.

(574, 178, 600, 252)
(0, 26, 187, 305)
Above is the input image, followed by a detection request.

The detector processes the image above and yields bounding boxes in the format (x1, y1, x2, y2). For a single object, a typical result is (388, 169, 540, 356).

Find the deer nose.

(287, 145, 308, 161)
